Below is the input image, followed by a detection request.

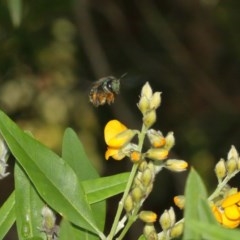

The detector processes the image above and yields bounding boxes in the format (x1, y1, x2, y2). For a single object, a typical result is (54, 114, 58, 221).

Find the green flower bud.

(227, 145, 239, 161)
(159, 207, 175, 230)
(124, 194, 134, 212)
(139, 160, 148, 172)
(141, 168, 153, 187)
(132, 187, 144, 203)
(41, 205, 56, 230)
(145, 148, 168, 161)
(215, 158, 227, 181)
(170, 222, 184, 238)
(226, 157, 237, 174)
(143, 223, 157, 240)
(143, 110, 156, 128)
(139, 211, 157, 223)
(141, 82, 153, 99)
(165, 159, 188, 172)
(149, 92, 162, 109)
(138, 96, 150, 114)
(164, 132, 175, 150)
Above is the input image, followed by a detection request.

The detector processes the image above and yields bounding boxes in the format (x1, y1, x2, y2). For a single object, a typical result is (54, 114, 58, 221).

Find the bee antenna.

(120, 72, 128, 79)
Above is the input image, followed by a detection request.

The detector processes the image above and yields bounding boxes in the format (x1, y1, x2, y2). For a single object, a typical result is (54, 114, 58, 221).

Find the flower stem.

(107, 163, 139, 239)
(208, 170, 239, 201)
(107, 124, 148, 239)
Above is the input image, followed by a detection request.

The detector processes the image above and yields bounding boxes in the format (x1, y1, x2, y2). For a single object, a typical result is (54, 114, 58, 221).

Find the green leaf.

(7, 0, 22, 27)
(190, 220, 240, 240)
(59, 219, 99, 240)
(82, 172, 130, 204)
(0, 191, 16, 239)
(0, 110, 102, 237)
(183, 168, 216, 240)
(14, 163, 45, 239)
(62, 128, 105, 237)
(62, 128, 99, 180)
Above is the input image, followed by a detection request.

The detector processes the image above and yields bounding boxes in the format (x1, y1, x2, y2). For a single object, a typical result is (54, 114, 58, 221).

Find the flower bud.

(130, 151, 142, 163)
(215, 158, 227, 181)
(145, 148, 168, 161)
(143, 110, 156, 128)
(165, 159, 188, 172)
(164, 132, 175, 150)
(227, 146, 239, 161)
(174, 195, 185, 209)
(139, 160, 148, 172)
(139, 211, 157, 223)
(147, 129, 166, 148)
(124, 194, 134, 212)
(41, 206, 56, 230)
(226, 157, 237, 174)
(141, 82, 152, 99)
(0, 137, 9, 162)
(138, 96, 150, 114)
(170, 222, 184, 238)
(131, 187, 144, 203)
(143, 223, 157, 240)
(0, 160, 9, 179)
(149, 92, 162, 109)
(159, 207, 175, 230)
(141, 168, 153, 187)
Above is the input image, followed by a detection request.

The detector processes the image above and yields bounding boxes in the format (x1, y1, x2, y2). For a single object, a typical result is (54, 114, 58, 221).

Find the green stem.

(208, 170, 239, 201)
(107, 124, 147, 239)
(107, 164, 139, 239)
(116, 214, 138, 240)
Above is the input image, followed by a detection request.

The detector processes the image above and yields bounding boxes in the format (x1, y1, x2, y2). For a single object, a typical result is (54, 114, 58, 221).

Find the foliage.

(0, 82, 239, 239)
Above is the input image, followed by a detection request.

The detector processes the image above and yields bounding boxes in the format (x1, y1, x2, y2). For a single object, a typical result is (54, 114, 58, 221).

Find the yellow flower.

(212, 192, 240, 228)
(104, 120, 136, 160)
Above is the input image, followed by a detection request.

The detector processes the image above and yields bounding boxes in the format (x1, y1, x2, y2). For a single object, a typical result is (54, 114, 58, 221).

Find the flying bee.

(89, 74, 126, 107)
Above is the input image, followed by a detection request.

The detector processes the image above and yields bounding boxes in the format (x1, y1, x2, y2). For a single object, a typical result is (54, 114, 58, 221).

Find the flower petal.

(107, 129, 136, 148)
(105, 147, 125, 160)
(222, 192, 240, 208)
(224, 205, 240, 220)
(104, 120, 127, 145)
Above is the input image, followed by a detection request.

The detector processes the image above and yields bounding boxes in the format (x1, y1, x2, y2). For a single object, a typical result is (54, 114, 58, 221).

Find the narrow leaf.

(0, 110, 101, 236)
(183, 168, 208, 240)
(62, 128, 105, 236)
(0, 191, 16, 239)
(191, 220, 240, 240)
(59, 219, 99, 240)
(62, 128, 99, 180)
(14, 163, 45, 239)
(82, 172, 130, 204)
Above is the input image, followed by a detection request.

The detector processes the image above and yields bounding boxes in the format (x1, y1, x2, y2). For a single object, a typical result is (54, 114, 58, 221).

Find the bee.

(89, 74, 126, 107)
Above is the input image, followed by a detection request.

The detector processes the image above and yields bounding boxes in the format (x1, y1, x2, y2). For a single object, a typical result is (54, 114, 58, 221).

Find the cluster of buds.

(0, 135, 9, 179)
(139, 211, 158, 240)
(215, 145, 240, 182)
(103, 82, 188, 239)
(145, 129, 188, 173)
(39, 205, 59, 239)
(159, 207, 183, 239)
(124, 161, 155, 212)
(137, 82, 161, 128)
(139, 208, 183, 240)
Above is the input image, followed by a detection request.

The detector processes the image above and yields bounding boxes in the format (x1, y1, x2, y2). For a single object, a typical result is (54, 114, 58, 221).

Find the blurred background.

(1, 0, 240, 238)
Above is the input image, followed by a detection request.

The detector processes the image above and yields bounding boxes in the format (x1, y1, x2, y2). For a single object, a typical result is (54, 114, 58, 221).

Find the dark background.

(1, 0, 240, 239)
